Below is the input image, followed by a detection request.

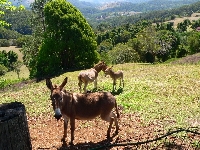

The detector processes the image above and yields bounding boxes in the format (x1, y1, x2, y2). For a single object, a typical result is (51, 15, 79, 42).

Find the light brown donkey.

(78, 61, 107, 93)
(46, 77, 119, 145)
(105, 66, 124, 91)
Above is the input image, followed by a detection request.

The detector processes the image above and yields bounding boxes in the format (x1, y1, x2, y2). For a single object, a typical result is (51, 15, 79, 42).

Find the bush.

(16, 35, 32, 48)
(0, 39, 10, 47)
(108, 43, 140, 64)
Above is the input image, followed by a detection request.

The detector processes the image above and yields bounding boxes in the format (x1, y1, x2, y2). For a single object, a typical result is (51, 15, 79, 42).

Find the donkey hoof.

(61, 137, 65, 142)
(69, 141, 74, 146)
(106, 134, 110, 139)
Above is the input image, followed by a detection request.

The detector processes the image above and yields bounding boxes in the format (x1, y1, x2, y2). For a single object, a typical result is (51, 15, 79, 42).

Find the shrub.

(16, 35, 32, 48)
(0, 64, 8, 76)
(0, 39, 10, 47)
(108, 43, 140, 64)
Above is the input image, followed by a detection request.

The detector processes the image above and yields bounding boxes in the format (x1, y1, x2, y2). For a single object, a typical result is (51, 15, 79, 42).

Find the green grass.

(1, 63, 200, 130)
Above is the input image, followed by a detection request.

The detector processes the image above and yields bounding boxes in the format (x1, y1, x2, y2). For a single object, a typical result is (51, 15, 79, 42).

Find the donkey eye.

(58, 97, 62, 101)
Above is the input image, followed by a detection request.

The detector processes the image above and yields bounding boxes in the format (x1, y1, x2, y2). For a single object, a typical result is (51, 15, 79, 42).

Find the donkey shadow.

(111, 87, 123, 96)
(58, 137, 116, 150)
(88, 87, 123, 96)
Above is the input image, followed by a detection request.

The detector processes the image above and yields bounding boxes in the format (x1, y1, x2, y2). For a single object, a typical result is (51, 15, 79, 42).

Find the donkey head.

(46, 77, 68, 120)
(104, 66, 113, 76)
(93, 61, 107, 73)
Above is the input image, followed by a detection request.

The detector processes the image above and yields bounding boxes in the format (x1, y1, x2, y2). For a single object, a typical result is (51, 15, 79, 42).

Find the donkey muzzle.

(54, 108, 62, 120)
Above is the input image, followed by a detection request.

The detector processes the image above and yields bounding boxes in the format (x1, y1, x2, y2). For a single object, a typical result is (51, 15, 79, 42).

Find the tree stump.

(0, 102, 32, 150)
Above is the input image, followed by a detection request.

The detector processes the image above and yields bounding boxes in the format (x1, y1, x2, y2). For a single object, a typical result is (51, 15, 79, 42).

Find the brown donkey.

(78, 61, 107, 93)
(46, 77, 119, 145)
(105, 66, 124, 91)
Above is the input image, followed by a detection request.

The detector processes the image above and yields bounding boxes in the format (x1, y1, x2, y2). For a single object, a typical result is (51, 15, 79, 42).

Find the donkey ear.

(46, 78, 53, 90)
(59, 77, 68, 90)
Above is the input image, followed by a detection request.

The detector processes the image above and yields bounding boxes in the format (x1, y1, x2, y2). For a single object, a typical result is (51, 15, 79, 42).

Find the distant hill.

(97, 0, 200, 12)
(89, 1, 200, 28)
(79, 0, 150, 4)
(11, 0, 200, 12)
(9, 0, 200, 28)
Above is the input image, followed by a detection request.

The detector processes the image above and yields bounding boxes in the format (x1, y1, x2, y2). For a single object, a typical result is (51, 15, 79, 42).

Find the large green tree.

(36, 0, 99, 78)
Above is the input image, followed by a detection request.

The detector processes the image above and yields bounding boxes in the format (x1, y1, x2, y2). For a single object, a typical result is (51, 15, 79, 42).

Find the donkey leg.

(113, 80, 116, 91)
(101, 112, 117, 138)
(113, 112, 119, 135)
(62, 115, 69, 142)
(94, 79, 97, 89)
(69, 118, 75, 145)
(107, 117, 114, 138)
(78, 81, 82, 93)
(83, 82, 88, 93)
(109, 112, 119, 135)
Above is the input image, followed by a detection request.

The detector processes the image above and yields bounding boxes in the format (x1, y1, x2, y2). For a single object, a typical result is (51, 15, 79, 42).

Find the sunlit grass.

(1, 63, 200, 129)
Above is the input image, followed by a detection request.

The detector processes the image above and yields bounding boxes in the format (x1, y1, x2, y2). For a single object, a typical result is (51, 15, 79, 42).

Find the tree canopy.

(35, 0, 99, 78)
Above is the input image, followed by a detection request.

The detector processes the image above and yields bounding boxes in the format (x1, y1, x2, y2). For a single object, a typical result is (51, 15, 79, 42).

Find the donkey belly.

(74, 104, 102, 120)
(76, 109, 101, 120)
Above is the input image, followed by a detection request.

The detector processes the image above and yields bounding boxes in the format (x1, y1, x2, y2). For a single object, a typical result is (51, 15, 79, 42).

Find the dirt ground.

(28, 111, 200, 150)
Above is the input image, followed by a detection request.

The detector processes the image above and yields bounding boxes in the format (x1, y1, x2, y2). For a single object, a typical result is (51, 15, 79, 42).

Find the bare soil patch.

(28, 112, 200, 150)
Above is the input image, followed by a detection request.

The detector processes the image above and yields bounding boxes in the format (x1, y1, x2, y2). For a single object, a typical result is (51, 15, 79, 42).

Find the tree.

(0, 50, 18, 71)
(156, 30, 178, 62)
(108, 43, 139, 64)
(35, 0, 99, 78)
(187, 32, 200, 54)
(13, 60, 23, 79)
(3, 9, 32, 35)
(191, 19, 200, 30)
(136, 26, 159, 63)
(177, 19, 191, 32)
(0, 0, 24, 27)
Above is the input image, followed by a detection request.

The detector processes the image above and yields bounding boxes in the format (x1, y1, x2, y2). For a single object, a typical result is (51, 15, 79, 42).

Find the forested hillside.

(90, 1, 200, 28)
(1, 0, 200, 79)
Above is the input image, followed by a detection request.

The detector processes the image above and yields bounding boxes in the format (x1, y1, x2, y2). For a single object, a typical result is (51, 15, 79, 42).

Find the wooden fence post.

(0, 101, 32, 150)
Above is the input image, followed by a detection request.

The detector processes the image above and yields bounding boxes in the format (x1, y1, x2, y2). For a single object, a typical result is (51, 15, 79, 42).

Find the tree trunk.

(0, 102, 32, 150)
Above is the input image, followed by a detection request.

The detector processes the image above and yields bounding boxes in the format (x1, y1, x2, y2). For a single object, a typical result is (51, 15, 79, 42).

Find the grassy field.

(1, 62, 200, 131)
(165, 13, 200, 28)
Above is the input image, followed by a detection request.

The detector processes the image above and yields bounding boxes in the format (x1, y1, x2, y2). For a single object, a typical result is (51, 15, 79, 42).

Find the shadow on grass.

(111, 87, 123, 96)
(88, 87, 123, 96)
